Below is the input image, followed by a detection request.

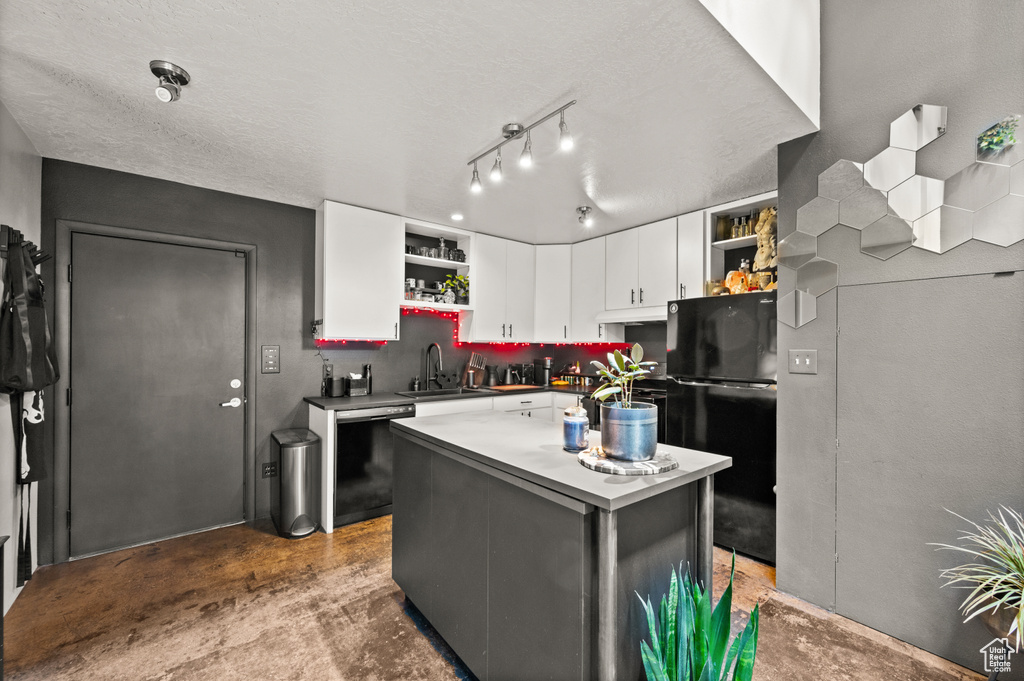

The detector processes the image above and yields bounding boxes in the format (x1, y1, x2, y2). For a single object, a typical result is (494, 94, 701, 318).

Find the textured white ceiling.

(0, 0, 816, 243)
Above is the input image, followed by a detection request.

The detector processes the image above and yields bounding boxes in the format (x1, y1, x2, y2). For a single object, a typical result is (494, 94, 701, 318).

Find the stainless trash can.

(271, 429, 321, 539)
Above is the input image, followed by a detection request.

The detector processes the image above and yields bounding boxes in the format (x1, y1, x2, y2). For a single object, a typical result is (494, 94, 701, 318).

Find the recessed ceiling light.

(451, 213, 464, 221)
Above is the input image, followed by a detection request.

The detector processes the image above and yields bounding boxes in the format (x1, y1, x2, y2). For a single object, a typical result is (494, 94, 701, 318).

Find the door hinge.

(67, 264, 72, 282)
(66, 387, 72, 406)
(836, 437, 840, 450)
(835, 552, 839, 563)
(67, 508, 71, 529)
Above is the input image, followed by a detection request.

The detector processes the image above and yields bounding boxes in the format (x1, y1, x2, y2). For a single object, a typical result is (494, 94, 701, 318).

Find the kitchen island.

(391, 410, 730, 681)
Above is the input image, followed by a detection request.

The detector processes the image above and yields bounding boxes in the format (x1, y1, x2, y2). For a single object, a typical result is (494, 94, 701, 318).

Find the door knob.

(220, 397, 242, 408)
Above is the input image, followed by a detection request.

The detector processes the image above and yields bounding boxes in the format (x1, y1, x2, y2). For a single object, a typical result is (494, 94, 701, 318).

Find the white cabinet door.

(533, 245, 572, 343)
(638, 217, 677, 309)
(468, 234, 508, 341)
(676, 210, 704, 300)
(571, 238, 606, 342)
(505, 240, 536, 342)
(604, 229, 639, 310)
(317, 201, 403, 340)
(530, 407, 554, 421)
(492, 392, 552, 412)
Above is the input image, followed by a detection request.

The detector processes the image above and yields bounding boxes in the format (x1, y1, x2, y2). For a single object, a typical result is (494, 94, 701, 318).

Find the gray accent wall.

(777, 1, 1024, 675)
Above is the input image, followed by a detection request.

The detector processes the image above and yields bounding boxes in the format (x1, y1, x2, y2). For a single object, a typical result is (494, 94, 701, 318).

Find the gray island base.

(391, 410, 731, 681)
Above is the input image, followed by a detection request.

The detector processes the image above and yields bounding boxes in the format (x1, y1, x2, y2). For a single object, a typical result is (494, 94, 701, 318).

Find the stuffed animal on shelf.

(752, 206, 777, 272)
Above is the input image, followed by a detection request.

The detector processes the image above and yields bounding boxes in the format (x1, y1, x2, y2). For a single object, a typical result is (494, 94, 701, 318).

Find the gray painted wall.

(777, 1, 1024, 675)
(40, 159, 320, 563)
(0, 98, 42, 615)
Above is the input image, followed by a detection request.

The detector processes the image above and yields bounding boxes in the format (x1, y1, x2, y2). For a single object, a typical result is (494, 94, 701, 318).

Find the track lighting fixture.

(466, 100, 577, 193)
(490, 148, 503, 182)
(519, 130, 533, 168)
(559, 111, 573, 151)
(150, 60, 190, 103)
(577, 206, 594, 227)
(470, 163, 482, 193)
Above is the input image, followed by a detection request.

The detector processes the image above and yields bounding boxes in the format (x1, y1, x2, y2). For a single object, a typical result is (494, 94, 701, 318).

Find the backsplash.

(314, 312, 666, 395)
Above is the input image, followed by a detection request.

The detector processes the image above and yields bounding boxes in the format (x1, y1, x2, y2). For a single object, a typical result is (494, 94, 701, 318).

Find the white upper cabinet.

(316, 200, 403, 340)
(638, 218, 678, 309)
(604, 218, 677, 310)
(467, 234, 508, 341)
(462, 234, 535, 342)
(571, 237, 623, 343)
(604, 229, 639, 310)
(533, 245, 572, 343)
(505, 240, 536, 342)
(676, 210, 704, 300)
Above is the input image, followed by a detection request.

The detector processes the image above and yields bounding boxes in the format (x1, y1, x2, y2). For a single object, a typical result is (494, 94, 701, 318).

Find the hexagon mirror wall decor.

(783, 105, 1022, 330)
(890, 104, 947, 151)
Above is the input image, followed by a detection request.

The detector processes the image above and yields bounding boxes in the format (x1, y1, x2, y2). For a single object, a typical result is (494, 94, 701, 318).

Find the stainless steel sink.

(395, 387, 496, 398)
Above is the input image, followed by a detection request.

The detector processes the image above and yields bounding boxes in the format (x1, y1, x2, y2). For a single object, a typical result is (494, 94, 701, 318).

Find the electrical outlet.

(262, 462, 278, 478)
(788, 349, 818, 375)
(323, 363, 333, 379)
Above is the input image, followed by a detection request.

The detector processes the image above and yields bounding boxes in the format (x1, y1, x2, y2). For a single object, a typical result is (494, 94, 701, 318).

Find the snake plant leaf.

(631, 342, 644, 363)
(732, 605, 760, 681)
(641, 640, 670, 681)
(666, 568, 679, 679)
(708, 555, 736, 669)
(692, 586, 711, 675)
(638, 594, 664, 663)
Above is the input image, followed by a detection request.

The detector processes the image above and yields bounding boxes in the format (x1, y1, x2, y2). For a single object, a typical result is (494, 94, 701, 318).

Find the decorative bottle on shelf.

(739, 216, 748, 237)
(363, 363, 372, 394)
(731, 218, 741, 239)
(438, 237, 448, 260)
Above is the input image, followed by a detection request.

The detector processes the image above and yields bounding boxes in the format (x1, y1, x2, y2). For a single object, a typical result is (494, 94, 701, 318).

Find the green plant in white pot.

(591, 343, 659, 461)
(932, 506, 1024, 651)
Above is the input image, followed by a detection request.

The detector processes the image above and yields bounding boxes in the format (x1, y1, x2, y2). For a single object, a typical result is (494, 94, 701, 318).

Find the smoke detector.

(150, 60, 190, 103)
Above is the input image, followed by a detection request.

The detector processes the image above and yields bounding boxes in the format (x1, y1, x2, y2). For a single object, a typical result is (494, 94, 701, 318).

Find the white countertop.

(392, 410, 731, 511)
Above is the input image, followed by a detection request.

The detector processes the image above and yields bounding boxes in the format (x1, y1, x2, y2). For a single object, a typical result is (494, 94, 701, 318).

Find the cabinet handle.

(502, 323, 506, 338)
(640, 288, 644, 304)
(598, 324, 603, 338)
(395, 322, 398, 338)
(680, 284, 685, 299)
(509, 323, 513, 338)
(631, 288, 635, 305)
(564, 324, 567, 339)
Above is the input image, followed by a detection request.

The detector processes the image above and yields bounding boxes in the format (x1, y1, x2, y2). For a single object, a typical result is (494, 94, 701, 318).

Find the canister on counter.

(563, 397, 589, 453)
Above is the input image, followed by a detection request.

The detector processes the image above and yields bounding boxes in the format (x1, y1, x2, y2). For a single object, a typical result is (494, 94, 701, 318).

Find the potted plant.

(590, 343, 659, 461)
(932, 506, 1024, 652)
(637, 553, 760, 681)
(443, 274, 469, 305)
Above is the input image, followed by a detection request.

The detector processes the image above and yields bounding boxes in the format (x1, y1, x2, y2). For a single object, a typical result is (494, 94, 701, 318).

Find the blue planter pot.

(600, 402, 658, 461)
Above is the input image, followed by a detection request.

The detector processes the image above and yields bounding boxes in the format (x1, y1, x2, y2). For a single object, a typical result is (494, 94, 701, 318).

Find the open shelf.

(404, 253, 467, 269)
(401, 301, 472, 313)
(710, 234, 758, 251)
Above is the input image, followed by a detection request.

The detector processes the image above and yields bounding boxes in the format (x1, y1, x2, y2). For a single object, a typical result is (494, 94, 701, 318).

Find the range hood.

(595, 307, 668, 324)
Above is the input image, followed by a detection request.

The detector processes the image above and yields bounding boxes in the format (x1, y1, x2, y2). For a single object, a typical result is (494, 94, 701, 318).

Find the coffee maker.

(533, 357, 553, 386)
(511, 363, 533, 385)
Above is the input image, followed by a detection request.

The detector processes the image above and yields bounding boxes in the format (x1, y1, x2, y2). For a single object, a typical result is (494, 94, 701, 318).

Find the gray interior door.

(69, 232, 246, 558)
(835, 271, 1024, 672)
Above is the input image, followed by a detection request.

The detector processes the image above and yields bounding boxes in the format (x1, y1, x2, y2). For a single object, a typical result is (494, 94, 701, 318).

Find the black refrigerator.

(666, 291, 777, 564)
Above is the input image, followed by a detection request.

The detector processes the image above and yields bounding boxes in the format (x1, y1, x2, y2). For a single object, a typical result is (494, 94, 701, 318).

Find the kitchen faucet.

(425, 343, 443, 389)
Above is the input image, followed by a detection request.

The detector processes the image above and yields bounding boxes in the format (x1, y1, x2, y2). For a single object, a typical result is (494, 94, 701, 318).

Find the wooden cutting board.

(489, 384, 541, 391)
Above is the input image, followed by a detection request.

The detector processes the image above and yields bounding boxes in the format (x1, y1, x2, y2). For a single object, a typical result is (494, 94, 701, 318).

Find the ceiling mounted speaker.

(150, 60, 190, 103)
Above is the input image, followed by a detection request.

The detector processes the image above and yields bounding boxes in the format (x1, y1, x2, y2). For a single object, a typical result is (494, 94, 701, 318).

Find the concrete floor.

(4, 517, 984, 680)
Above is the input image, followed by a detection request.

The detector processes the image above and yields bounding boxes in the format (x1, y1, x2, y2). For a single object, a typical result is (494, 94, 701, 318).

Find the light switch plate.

(788, 349, 818, 374)
(261, 345, 280, 374)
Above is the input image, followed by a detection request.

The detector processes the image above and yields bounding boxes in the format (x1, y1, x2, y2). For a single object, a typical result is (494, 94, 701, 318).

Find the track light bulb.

(559, 111, 573, 151)
(490, 149, 503, 182)
(519, 131, 533, 168)
(470, 163, 482, 193)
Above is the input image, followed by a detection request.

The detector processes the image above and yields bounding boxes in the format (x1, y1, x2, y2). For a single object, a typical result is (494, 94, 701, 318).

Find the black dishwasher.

(334, 404, 416, 527)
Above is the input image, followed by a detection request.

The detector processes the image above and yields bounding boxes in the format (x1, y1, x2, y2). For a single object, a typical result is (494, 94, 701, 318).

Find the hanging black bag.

(0, 241, 59, 393)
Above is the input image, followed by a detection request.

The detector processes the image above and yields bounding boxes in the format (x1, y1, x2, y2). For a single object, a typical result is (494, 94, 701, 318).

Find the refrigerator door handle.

(668, 377, 775, 390)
